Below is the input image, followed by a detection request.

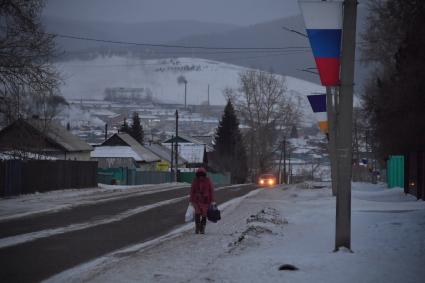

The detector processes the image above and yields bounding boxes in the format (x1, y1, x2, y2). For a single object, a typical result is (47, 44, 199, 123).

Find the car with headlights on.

(258, 174, 277, 187)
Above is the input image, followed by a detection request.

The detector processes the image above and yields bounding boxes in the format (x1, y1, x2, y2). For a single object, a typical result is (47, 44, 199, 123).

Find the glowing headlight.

(268, 179, 274, 185)
(260, 179, 264, 184)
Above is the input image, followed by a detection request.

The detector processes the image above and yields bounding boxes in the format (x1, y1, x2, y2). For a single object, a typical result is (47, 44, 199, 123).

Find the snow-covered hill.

(56, 56, 326, 124)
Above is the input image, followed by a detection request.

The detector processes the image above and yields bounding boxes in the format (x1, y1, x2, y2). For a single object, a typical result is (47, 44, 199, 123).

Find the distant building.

(0, 118, 93, 161)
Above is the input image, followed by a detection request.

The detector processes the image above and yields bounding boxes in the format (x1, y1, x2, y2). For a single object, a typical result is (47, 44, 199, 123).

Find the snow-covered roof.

(0, 151, 58, 160)
(145, 143, 187, 165)
(163, 133, 213, 152)
(101, 133, 160, 163)
(116, 133, 160, 163)
(89, 109, 118, 117)
(90, 146, 142, 161)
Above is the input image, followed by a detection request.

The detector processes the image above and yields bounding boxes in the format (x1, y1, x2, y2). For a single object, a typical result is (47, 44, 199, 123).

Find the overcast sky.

(43, 0, 301, 26)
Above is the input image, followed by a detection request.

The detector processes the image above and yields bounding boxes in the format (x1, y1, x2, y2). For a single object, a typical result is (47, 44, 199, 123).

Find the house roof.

(91, 146, 141, 161)
(192, 135, 215, 148)
(145, 143, 187, 165)
(0, 118, 92, 152)
(36, 120, 93, 152)
(163, 133, 203, 144)
(102, 133, 160, 163)
(163, 134, 213, 152)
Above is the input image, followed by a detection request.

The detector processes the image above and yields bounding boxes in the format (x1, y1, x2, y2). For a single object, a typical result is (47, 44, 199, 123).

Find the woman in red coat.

(190, 167, 214, 234)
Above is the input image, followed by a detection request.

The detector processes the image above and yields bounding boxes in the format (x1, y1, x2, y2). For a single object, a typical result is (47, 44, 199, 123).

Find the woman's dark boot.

(195, 214, 201, 234)
(200, 216, 206, 234)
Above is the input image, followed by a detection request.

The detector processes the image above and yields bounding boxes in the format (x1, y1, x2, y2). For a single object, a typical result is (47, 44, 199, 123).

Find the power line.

(64, 48, 308, 56)
(53, 33, 310, 51)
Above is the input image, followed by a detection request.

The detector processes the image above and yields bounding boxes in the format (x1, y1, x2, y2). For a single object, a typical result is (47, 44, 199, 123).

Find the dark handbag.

(207, 204, 221, 223)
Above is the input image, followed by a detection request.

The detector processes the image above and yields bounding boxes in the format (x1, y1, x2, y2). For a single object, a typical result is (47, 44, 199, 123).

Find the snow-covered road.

(0, 183, 188, 221)
(45, 182, 425, 283)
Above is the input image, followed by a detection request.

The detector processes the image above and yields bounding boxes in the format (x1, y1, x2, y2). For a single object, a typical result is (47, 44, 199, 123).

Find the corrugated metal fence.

(97, 168, 173, 185)
(179, 172, 231, 187)
(387, 155, 404, 188)
(0, 160, 98, 197)
(96, 168, 231, 187)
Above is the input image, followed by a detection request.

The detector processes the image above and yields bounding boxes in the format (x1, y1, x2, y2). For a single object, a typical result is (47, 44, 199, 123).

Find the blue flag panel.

(307, 94, 326, 113)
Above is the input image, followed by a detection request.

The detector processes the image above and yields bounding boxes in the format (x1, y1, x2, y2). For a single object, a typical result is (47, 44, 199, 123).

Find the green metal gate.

(387, 155, 404, 188)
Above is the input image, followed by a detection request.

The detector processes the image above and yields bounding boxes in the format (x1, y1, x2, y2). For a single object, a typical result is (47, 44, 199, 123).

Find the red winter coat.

(190, 176, 214, 216)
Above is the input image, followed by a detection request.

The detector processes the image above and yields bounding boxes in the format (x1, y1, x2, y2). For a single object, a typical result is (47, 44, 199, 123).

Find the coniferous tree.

(120, 118, 130, 134)
(214, 100, 248, 183)
(130, 112, 144, 145)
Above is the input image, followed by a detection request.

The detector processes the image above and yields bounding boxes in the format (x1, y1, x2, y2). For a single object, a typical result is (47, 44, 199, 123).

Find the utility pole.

(170, 135, 174, 180)
(207, 84, 210, 106)
(327, 86, 338, 196)
(17, 86, 20, 118)
(184, 82, 187, 110)
(250, 131, 255, 182)
(278, 138, 286, 184)
(174, 110, 179, 182)
(283, 138, 287, 184)
(335, 0, 357, 251)
(288, 151, 292, 184)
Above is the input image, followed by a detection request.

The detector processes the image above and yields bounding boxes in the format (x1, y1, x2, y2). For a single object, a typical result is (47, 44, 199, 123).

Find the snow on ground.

(46, 182, 425, 283)
(0, 182, 187, 222)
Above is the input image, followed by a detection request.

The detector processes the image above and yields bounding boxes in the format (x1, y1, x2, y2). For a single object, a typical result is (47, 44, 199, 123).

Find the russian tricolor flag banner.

(307, 94, 328, 133)
(299, 1, 343, 86)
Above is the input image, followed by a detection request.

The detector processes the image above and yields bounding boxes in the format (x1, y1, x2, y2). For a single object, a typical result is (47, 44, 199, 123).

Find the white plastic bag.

(185, 203, 195, 222)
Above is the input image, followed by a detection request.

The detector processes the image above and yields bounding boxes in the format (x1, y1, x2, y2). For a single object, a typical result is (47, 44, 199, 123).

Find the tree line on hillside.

(361, 0, 425, 161)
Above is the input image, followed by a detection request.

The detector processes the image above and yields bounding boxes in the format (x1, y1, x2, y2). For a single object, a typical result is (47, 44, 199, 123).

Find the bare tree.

(0, 0, 60, 124)
(226, 70, 300, 177)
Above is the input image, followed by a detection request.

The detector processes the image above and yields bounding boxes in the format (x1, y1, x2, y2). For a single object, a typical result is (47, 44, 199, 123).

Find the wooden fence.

(0, 160, 98, 197)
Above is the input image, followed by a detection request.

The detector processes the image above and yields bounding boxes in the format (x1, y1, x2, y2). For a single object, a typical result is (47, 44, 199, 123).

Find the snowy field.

(56, 56, 324, 126)
(44, 182, 425, 283)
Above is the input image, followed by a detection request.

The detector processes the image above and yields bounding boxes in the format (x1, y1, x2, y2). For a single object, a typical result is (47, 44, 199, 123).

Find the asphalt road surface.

(0, 184, 257, 282)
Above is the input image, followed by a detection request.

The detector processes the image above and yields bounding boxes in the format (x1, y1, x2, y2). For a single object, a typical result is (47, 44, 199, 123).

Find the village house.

(91, 133, 160, 170)
(0, 118, 92, 160)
